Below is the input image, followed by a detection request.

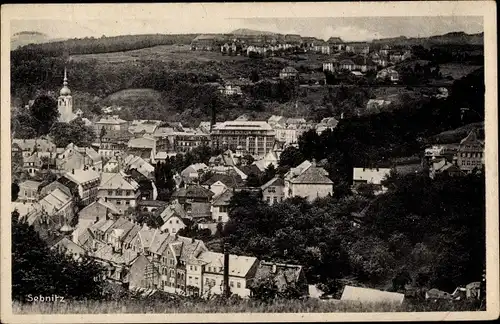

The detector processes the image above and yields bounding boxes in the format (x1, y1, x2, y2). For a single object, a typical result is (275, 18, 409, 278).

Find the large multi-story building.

(95, 115, 129, 136)
(173, 131, 211, 153)
(211, 121, 275, 157)
(456, 130, 484, 173)
(98, 172, 141, 214)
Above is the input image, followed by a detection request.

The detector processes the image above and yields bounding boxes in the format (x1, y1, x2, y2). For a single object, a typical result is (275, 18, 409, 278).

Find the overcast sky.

(9, 4, 483, 42)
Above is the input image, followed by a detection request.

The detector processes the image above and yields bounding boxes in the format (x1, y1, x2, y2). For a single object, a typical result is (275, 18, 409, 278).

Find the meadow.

(13, 298, 483, 314)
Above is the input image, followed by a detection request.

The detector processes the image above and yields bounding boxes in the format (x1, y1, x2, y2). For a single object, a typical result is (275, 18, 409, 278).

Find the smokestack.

(223, 243, 230, 298)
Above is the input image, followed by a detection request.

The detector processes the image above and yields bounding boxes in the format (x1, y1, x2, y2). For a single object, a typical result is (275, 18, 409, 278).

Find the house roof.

(290, 166, 333, 184)
(327, 37, 344, 44)
(12, 138, 55, 152)
(199, 251, 258, 278)
(189, 202, 212, 218)
(149, 232, 173, 255)
(96, 115, 127, 125)
(202, 172, 244, 187)
(281, 66, 299, 74)
(20, 180, 42, 189)
(128, 136, 156, 149)
(252, 261, 304, 290)
(158, 200, 187, 222)
(261, 176, 285, 191)
(24, 154, 41, 164)
(99, 172, 139, 190)
(212, 188, 233, 206)
(39, 188, 72, 216)
(52, 237, 86, 255)
(137, 200, 167, 208)
(137, 228, 160, 250)
(341, 286, 404, 304)
(353, 167, 391, 185)
(92, 244, 138, 265)
(238, 164, 262, 177)
(64, 168, 100, 185)
(174, 236, 207, 262)
(171, 185, 214, 200)
(340, 59, 355, 65)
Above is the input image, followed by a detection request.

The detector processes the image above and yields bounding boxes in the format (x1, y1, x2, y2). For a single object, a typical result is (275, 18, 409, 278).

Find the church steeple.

(60, 67, 71, 96)
(63, 67, 68, 86)
(58, 67, 74, 122)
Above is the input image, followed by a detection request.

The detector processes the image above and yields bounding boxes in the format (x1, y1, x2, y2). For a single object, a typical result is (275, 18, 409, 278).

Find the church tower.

(58, 68, 74, 123)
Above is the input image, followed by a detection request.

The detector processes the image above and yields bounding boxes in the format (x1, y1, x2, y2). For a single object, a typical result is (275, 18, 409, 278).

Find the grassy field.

(12, 298, 482, 314)
(71, 45, 249, 64)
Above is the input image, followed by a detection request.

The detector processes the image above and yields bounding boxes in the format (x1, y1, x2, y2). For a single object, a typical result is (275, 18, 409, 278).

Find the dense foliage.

(222, 171, 485, 294)
(12, 211, 105, 301)
(48, 118, 96, 147)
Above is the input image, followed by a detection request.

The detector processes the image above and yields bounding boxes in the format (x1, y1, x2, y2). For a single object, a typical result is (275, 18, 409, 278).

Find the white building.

(284, 160, 333, 202)
(57, 68, 78, 123)
(352, 167, 391, 194)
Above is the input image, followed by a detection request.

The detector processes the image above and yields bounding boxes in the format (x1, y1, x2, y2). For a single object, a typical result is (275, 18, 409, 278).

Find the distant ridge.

(11, 31, 64, 50)
(372, 31, 483, 46)
(229, 28, 278, 36)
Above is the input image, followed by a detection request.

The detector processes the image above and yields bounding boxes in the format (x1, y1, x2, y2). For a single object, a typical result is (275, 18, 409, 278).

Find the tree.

(49, 119, 96, 147)
(12, 183, 20, 201)
(250, 69, 260, 83)
(262, 164, 277, 184)
(12, 211, 105, 301)
(29, 95, 59, 136)
(278, 146, 304, 174)
(245, 172, 262, 187)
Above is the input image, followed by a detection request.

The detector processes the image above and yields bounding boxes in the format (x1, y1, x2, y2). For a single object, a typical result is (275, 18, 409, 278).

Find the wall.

(290, 183, 333, 202)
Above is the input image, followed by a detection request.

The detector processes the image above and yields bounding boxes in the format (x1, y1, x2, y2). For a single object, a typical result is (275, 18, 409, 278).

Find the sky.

(8, 5, 483, 42)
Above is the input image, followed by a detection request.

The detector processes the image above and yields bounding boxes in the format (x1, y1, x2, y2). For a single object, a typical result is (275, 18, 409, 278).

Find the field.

(71, 45, 250, 64)
(12, 298, 482, 314)
(429, 122, 484, 144)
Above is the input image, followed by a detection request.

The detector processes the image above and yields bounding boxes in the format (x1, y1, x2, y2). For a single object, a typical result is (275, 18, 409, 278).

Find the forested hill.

(372, 32, 483, 47)
(13, 34, 198, 56)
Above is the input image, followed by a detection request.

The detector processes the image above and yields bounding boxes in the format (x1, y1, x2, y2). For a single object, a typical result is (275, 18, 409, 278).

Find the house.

(98, 128, 134, 158)
(172, 131, 210, 153)
(94, 115, 129, 136)
(160, 212, 187, 235)
(218, 85, 243, 96)
(38, 181, 72, 199)
(209, 150, 240, 168)
(322, 61, 337, 73)
(127, 136, 157, 163)
(279, 66, 299, 79)
(91, 243, 138, 282)
(210, 188, 233, 223)
(180, 163, 209, 184)
(253, 150, 279, 172)
(158, 200, 188, 226)
(18, 180, 41, 202)
(261, 177, 285, 205)
(456, 131, 484, 173)
(171, 185, 214, 206)
(51, 237, 86, 261)
(128, 120, 162, 135)
(199, 251, 259, 298)
(352, 167, 392, 194)
(249, 262, 308, 297)
(152, 126, 175, 152)
(103, 156, 120, 172)
(23, 153, 42, 176)
(202, 172, 244, 196)
(339, 59, 355, 71)
(128, 254, 161, 290)
(56, 143, 102, 173)
(341, 286, 405, 305)
(77, 198, 121, 231)
(376, 67, 400, 82)
(58, 168, 101, 206)
(127, 169, 157, 201)
(366, 99, 392, 112)
(98, 172, 141, 214)
(137, 200, 167, 213)
(316, 117, 339, 134)
(124, 155, 155, 179)
(12, 138, 57, 158)
(429, 159, 462, 179)
(38, 188, 74, 229)
(267, 115, 287, 128)
(186, 202, 212, 220)
(284, 160, 333, 202)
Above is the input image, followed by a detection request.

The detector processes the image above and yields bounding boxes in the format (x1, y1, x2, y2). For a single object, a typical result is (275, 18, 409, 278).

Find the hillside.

(11, 31, 62, 50)
(372, 32, 483, 46)
(230, 28, 278, 36)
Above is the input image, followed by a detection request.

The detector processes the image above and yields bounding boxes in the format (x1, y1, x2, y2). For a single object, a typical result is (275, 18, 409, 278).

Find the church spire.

(63, 67, 68, 86)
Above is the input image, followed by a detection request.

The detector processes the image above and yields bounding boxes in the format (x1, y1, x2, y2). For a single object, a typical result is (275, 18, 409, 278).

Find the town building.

(249, 261, 308, 297)
(56, 143, 102, 173)
(352, 167, 392, 194)
(58, 168, 101, 206)
(98, 172, 141, 214)
(180, 163, 209, 184)
(456, 131, 484, 173)
(316, 117, 339, 134)
(23, 153, 42, 176)
(284, 160, 333, 201)
(127, 136, 157, 163)
(98, 128, 133, 158)
(210, 188, 233, 223)
(199, 251, 259, 298)
(279, 66, 299, 79)
(376, 67, 400, 82)
(77, 198, 121, 230)
(261, 177, 285, 205)
(18, 180, 41, 202)
(95, 115, 129, 137)
(12, 138, 57, 159)
(211, 120, 275, 157)
(39, 188, 75, 229)
(173, 131, 210, 153)
(128, 120, 162, 136)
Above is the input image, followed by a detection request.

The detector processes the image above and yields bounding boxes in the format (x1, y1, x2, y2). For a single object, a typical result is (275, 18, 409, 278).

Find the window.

(218, 216, 223, 222)
(237, 282, 241, 288)
(125, 201, 130, 205)
(189, 266, 193, 271)
(273, 197, 278, 204)
(266, 197, 271, 203)
(117, 201, 121, 205)
(176, 220, 179, 224)
(230, 281, 234, 287)
(172, 228, 176, 234)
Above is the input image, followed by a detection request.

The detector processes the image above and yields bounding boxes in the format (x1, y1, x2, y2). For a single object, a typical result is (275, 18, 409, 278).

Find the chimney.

(72, 169, 75, 174)
(94, 216, 100, 224)
(191, 237, 195, 243)
(223, 243, 230, 298)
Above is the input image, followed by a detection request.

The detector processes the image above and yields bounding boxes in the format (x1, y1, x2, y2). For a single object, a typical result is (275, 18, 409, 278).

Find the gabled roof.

(261, 176, 285, 191)
(199, 251, 258, 278)
(460, 130, 482, 145)
(171, 185, 214, 200)
(202, 172, 244, 187)
(189, 202, 212, 218)
(64, 168, 100, 185)
(290, 166, 332, 184)
(19, 180, 41, 189)
(39, 188, 72, 216)
(127, 136, 156, 149)
(252, 261, 304, 290)
(99, 172, 139, 190)
(212, 188, 233, 207)
(24, 153, 41, 164)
